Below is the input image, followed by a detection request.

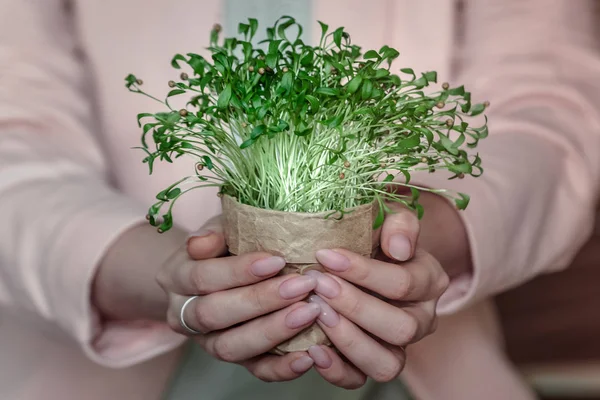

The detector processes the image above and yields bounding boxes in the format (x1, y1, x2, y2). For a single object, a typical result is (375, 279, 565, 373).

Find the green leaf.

(250, 124, 267, 139)
(383, 174, 395, 182)
(422, 71, 437, 83)
(305, 94, 320, 113)
(415, 203, 424, 219)
(171, 54, 186, 69)
(364, 50, 380, 60)
(136, 113, 154, 127)
(448, 85, 465, 95)
(361, 80, 373, 99)
(470, 103, 486, 116)
(375, 69, 390, 78)
(318, 21, 329, 41)
(322, 114, 344, 128)
(240, 138, 255, 149)
(373, 202, 385, 229)
(217, 84, 232, 109)
(202, 155, 214, 170)
(400, 68, 415, 77)
(315, 87, 339, 96)
(280, 71, 293, 92)
(333, 27, 344, 48)
(346, 75, 363, 94)
(248, 18, 258, 38)
(167, 89, 186, 97)
(266, 54, 278, 69)
(167, 188, 181, 199)
(455, 193, 470, 210)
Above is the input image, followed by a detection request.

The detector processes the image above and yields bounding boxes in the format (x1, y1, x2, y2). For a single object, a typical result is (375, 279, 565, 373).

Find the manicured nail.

(305, 270, 341, 298)
(186, 228, 214, 240)
(290, 356, 314, 373)
(308, 345, 333, 369)
(250, 256, 286, 277)
(315, 249, 350, 272)
(389, 234, 411, 261)
(279, 275, 317, 299)
(308, 295, 340, 328)
(285, 303, 321, 329)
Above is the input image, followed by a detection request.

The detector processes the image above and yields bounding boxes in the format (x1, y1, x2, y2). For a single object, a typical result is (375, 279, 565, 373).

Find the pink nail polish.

(290, 356, 314, 373)
(308, 295, 340, 328)
(389, 234, 411, 261)
(315, 249, 350, 272)
(279, 275, 317, 299)
(305, 270, 341, 298)
(186, 229, 214, 240)
(250, 256, 286, 277)
(285, 303, 321, 329)
(308, 346, 333, 369)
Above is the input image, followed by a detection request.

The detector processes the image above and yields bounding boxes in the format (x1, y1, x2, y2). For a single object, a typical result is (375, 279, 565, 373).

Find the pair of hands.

(157, 203, 449, 389)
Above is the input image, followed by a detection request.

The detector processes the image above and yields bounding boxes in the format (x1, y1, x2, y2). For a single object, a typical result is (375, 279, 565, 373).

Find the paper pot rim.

(221, 194, 376, 217)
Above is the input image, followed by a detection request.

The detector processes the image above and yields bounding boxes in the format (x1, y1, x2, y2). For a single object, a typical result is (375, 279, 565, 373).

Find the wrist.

(417, 192, 472, 278)
(93, 222, 187, 322)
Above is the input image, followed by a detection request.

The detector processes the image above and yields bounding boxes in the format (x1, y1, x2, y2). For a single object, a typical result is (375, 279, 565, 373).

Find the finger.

(198, 302, 321, 363)
(176, 274, 317, 334)
(242, 352, 314, 382)
(187, 215, 227, 260)
(158, 251, 287, 295)
(380, 202, 420, 261)
(309, 273, 431, 346)
(315, 248, 449, 302)
(307, 296, 403, 383)
(308, 345, 367, 389)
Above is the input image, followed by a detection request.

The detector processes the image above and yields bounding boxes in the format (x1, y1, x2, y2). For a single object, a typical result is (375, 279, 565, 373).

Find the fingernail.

(308, 346, 333, 369)
(186, 229, 213, 242)
(308, 295, 340, 328)
(389, 234, 411, 261)
(279, 275, 317, 299)
(305, 270, 341, 298)
(290, 356, 314, 373)
(315, 249, 350, 272)
(250, 256, 286, 277)
(285, 303, 321, 329)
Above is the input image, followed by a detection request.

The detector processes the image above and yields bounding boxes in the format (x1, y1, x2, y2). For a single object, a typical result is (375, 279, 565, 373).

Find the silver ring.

(179, 296, 203, 335)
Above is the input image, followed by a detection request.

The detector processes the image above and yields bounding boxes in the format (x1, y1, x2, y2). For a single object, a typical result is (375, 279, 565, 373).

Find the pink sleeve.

(0, 1, 183, 367)
(414, 0, 600, 314)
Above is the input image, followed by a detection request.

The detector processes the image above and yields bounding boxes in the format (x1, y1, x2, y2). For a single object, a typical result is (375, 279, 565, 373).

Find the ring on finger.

(180, 296, 203, 335)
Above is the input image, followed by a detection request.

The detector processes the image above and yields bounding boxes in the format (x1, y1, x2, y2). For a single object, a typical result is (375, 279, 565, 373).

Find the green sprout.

(126, 16, 488, 233)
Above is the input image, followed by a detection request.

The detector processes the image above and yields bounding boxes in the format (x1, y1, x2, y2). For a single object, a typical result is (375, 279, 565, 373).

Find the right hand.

(156, 217, 321, 381)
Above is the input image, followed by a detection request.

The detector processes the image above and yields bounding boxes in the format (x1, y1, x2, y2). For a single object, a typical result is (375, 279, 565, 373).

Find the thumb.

(186, 215, 227, 260)
(380, 203, 420, 262)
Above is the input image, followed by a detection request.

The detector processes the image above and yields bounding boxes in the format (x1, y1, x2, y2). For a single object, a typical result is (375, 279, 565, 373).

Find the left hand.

(304, 201, 450, 389)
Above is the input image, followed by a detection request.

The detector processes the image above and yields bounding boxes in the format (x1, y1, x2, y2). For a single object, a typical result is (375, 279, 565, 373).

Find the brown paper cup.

(221, 195, 378, 354)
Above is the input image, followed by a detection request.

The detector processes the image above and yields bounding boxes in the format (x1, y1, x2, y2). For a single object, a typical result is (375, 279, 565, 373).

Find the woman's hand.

(159, 217, 322, 381)
(303, 196, 461, 389)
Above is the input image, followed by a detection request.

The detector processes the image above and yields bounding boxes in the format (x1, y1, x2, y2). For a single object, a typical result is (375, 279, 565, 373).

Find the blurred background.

(497, 206, 600, 400)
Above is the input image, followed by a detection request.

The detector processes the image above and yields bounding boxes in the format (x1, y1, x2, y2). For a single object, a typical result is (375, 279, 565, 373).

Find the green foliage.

(125, 16, 488, 232)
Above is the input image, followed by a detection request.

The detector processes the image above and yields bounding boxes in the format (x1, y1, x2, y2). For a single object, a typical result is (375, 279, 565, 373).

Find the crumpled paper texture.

(221, 195, 377, 353)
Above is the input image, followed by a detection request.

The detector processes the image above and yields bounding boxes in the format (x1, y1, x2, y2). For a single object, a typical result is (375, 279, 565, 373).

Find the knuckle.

(194, 302, 218, 333)
(244, 284, 269, 315)
(343, 296, 363, 318)
(346, 374, 367, 389)
(436, 271, 450, 296)
(212, 336, 237, 363)
(393, 315, 419, 345)
(393, 270, 413, 300)
(155, 269, 169, 289)
(191, 266, 209, 294)
(372, 358, 402, 383)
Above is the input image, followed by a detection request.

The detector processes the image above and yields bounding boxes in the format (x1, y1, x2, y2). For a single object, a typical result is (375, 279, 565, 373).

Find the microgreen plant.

(126, 16, 488, 233)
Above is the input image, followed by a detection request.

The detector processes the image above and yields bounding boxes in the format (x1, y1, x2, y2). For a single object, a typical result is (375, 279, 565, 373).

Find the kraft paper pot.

(221, 195, 379, 354)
